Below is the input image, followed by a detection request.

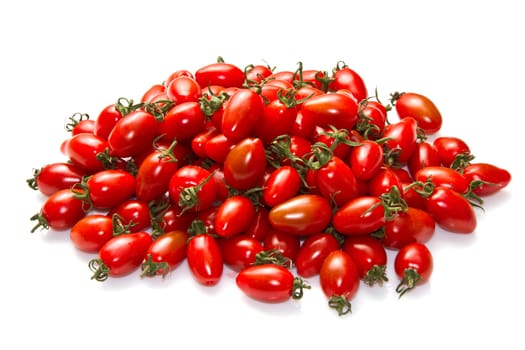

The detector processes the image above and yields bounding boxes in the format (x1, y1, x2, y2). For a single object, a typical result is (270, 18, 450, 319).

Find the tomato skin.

(415, 166, 469, 194)
(245, 64, 273, 84)
(135, 147, 179, 203)
(395, 92, 442, 135)
(95, 104, 122, 140)
(70, 214, 114, 253)
(166, 76, 202, 104)
(215, 196, 256, 238)
(106, 199, 151, 233)
(296, 233, 340, 278)
(194, 62, 245, 88)
(407, 141, 441, 178)
(268, 194, 332, 236)
(367, 167, 402, 197)
(65, 133, 109, 173)
(262, 166, 302, 207)
(349, 140, 384, 181)
(382, 207, 435, 250)
(425, 186, 477, 233)
(320, 250, 360, 303)
(463, 163, 512, 196)
(246, 207, 271, 241)
(236, 264, 297, 303)
(301, 93, 359, 131)
(394, 242, 433, 296)
(357, 100, 387, 139)
(382, 117, 418, 164)
(143, 230, 189, 275)
(433, 136, 471, 167)
(316, 156, 359, 207)
(219, 235, 263, 272)
(168, 165, 217, 213)
(263, 229, 301, 262)
(223, 137, 267, 191)
(204, 133, 236, 164)
(257, 98, 298, 145)
(153, 204, 196, 235)
(221, 89, 264, 143)
(342, 235, 387, 281)
(31, 162, 86, 196)
(86, 169, 136, 210)
(332, 196, 385, 236)
(31, 189, 87, 232)
(187, 234, 223, 286)
(158, 101, 206, 143)
(108, 110, 159, 158)
(141, 84, 165, 103)
(96, 231, 152, 278)
(329, 66, 368, 102)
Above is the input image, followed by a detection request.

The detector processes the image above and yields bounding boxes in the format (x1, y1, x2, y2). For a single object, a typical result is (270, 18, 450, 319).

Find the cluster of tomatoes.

(28, 57, 511, 316)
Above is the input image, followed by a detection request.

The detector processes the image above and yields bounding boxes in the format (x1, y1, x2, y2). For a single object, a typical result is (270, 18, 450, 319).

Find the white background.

(1, 1, 524, 349)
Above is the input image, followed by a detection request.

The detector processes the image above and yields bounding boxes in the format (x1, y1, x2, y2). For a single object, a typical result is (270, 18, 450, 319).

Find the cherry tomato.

(215, 196, 256, 238)
(245, 207, 271, 241)
(106, 199, 151, 233)
(382, 207, 435, 250)
(141, 230, 189, 277)
(332, 196, 385, 236)
(425, 186, 477, 234)
(463, 163, 512, 197)
(263, 229, 301, 262)
(158, 101, 206, 143)
(108, 110, 159, 158)
(433, 136, 471, 168)
(223, 137, 267, 190)
(394, 242, 433, 297)
(204, 133, 236, 164)
(28, 162, 86, 196)
(356, 100, 387, 139)
(329, 64, 368, 102)
(415, 166, 469, 194)
(219, 235, 264, 272)
(166, 76, 202, 104)
(342, 235, 388, 286)
(382, 116, 418, 165)
(79, 169, 136, 210)
(268, 194, 332, 236)
(141, 84, 165, 103)
(221, 89, 264, 143)
(262, 166, 302, 207)
(393, 92, 442, 135)
(187, 233, 223, 286)
(244, 64, 273, 84)
(236, 264, 309, 303)
(168, 165, 217, 213)
(257, 96, 298, 145)
(301, 92, 359, 132)
(315, 156, 359, 207)
(349, 140, 384, 181)
(70, 214, 114, 253)
(320, 250, 360, 315)
(95, 104, 122, 140)
(367, 167, 402, 197)
(30, 188, 87, 232)
(295, 233, 340, 278)
(64, 133, 109, 173)
(407, 141, 441, 178)
(194, 61, 245, 88)
(89, 231, 152, 281)
(151, 203, 196, 237)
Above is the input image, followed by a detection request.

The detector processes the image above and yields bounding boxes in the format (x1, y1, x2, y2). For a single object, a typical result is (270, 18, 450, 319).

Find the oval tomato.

(342, 235, 388, 285)
(221, 89, 264, 143)
(425, 186, 477, 234)
(215, 196, 256, 238)
(463, 163, 512, 197)
(263, 229, 301, 262)
(433, 136, 471, 168)
(407, 141, 441, 177)
(95, 104, 123, 140)
(194, 61, 245, 88)
(223, 137, 267, 190)
(28, 162, 86, 196)
(108, 110, 159, 158)
(168, 165, 217, 213)
(81, 169, 136, 210)
(393, 92, 442, 135)
(141, 230, 189, 277)
(382, 207, 435, 250)
(332, 196, 385, 236)
(187, 233, 223, 286)
(263, 166, 302, 207)
(106, 199, 151, 233)
(349, 140, 384, 181)
(301, 92, 359, 132)
(70, 214, 114, 253)
(295, 233, 340, 278)
(157, 101, 206, 143)
(329, 65, 368, 102)
(315, 156, 359, 207)
(165, 76, 201, 104)
(219, 235, 264, 272)
(394, 242, 433, 297)
(382, 116, 418, 165)
(415, 166, 470, 194)
(30, 188, 87, 232)
(64, 133, 109, 173)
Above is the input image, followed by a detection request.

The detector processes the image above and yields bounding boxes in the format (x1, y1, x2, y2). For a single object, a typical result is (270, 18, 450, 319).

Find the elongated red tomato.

(194, 61, 245, 88)
(221, 89, 264, 143)
(394, 242, 433, 297)
(332, 196, 385, 236)
(463, 163, 511, 196)
(263, 166, 302, 207)
(236, 264, 309, 303)
(28, 162, 86, 196)
(316, 156, 359, 207)
(187, 233, 223, 286)
(80, 169, 136, 210)
(349, 140, 384, 181)
(166, 76, 201, 104)
(415, 166, 469, 194)
(89, 231, 152, 281)
(329, 64, 368, 102)
(219, 235, 264, 272)
(141, 230, 189, 277)
(295, 233, 340, 278)
(70, 214, 114, 253)
(30, 188, 87, 232)
(268, 194, 332, 236)
(393, 92, 442, 135)
(301, 93, 359, 131)
(425, 186, 477, 233)
(223, 137, 267, 190)
(64, 133, 109, 173)
(320, 250, 360, 315)
(106, 199, 151, 233)
(158, 101, 206, 143)
(108, 110, 159, 158)
(342, 235, 388, 286)
(215, 196, 256, 238)
(382, 117, 418, 165)
(433, 136, 471, 168)
(168, 165, 217, 213)
(382, 207, 435, 250)
(407, 141, 440, 178)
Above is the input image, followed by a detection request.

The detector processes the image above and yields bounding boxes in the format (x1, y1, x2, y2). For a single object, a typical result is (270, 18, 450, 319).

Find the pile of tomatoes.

(28, 57, 511, 316)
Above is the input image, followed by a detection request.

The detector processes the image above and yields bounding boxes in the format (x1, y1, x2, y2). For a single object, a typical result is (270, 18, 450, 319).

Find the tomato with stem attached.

(187, 231, 223, 286)
(295, 232, 340, 278)
(27, 162, 86, 196)
(391, 92, 442, 135)
(342, 235, 388, 286)
(394, 242, 433, 297)
(141, 230, 189, 277)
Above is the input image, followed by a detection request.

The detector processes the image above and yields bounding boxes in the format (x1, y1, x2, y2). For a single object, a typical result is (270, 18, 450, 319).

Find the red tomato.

(221, 89, 264, 143)
(151, 203, 196, 237)
(95, 104, 122, 140)
(108, 110, 159, 158)
(223, 137, 267, 190)
(313, 126, 353, 160)
(165, 69, 194, 87)
(263, 229, 301, 262)
(329, 65, 368, 102)
(342, 235, 388, 285)
(367, 167, 402, 197)
(407, 141, 441, 178)
(64, 133, 109, 173)
(215, 196, 256, 238)
(356, 100, 387, 139)
(415, 166, 470, 194)
(268, 194, 332, 236)
(295, 233, 340, 278)
(194, 61, 245, 88)
(106, 199, 151, 233)
(168, 165, 217, 213)
(141, 230, 188, 277)
(463, 163, 512, 197)
(244, 64, 273, 84)
(191, 126, 219, 159)
(30, 188, 87, 232)
(70, 214, 114, 253)
(89, 231, 152, 281)
(425, 186, 477, 233)
(204, 133, 236, 164)
(315, 156, 359, 207)
(320, 250, 360, 315)
(236, 264, 309, 303)
(166, 76, 202, 103)
(187, 233, 223, 286)
(349, 140, 384, 181)
(257, 97, 298, 145)
(382, 117, 418, 165)
(157, 101, 206, 143)
(382, 207, 435, 250)
(433, 136, 471, 168)
(394, 242, 433, 297)
(245, 207, 271, 241)
(332, 196, 385, 236)
(262, 166, 302, 207)
(141, 83, 165, 103)
(301, 92, 359, 132)
(393, 92, 442, 135)
(80, 169, 136, 210)
(219, 235, 264, 272)
(28, 162, 86, 196)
